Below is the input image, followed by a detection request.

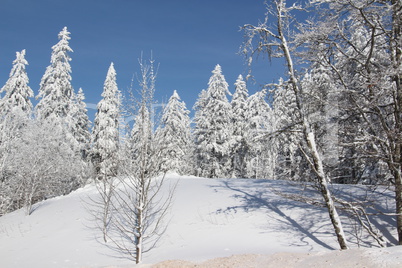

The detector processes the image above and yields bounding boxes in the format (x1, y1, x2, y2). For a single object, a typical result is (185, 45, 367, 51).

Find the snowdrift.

(0, 175, 401, 267)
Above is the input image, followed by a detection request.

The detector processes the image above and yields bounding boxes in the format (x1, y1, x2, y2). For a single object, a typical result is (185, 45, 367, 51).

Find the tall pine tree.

(194, 64, 233, 178)
(92, 63, 121, 179)
(246, 89, 275, 179)
(0, 49, 33, 117)
(155, 90, 193, 175)
(68, 88, 91, 158)
(36, 27, 74, 121)
(231, 74, 249, 178)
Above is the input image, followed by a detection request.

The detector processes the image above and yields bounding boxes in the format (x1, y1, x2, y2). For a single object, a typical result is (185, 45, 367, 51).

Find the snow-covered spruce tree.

(272, 78, 303, 181)
(0, 49, 33, 169)
(301, 65, 340, 183)
(245, 89, 276, 179)
(68, 88, 91, 158)
(129, 105, 153, 164)
(92, 62, 121, 180)
(231, 74, 250, 178)
(36, 27, 74, 121)
(0, 49, 33, 117)
(155, 90, 193, 175)
(194, 64, 233, 178)
(242, 0, 348, 249)
(193, 89, 209, 177)
(35, 27, 84, 151)
(0, 49, 33, 215)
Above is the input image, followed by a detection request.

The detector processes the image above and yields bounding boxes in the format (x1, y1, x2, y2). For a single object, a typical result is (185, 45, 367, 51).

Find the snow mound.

(0, 175, 399, 267)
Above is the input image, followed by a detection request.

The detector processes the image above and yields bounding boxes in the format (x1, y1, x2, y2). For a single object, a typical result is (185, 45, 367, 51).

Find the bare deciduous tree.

(90, 56, 175, 264)
(242, 0, 349, 249)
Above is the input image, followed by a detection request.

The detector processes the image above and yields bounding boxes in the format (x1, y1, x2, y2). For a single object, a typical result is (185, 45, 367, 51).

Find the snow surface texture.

(0, 175, 401, 267)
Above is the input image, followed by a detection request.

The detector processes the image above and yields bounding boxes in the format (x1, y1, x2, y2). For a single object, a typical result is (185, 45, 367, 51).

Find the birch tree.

(242, 0, 348, 249)
(101, 57, 174, 264)
(302, 0, 402, 244)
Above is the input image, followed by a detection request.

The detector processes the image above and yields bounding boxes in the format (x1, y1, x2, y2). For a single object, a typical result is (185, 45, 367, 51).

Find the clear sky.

(0, 0, 283, 120)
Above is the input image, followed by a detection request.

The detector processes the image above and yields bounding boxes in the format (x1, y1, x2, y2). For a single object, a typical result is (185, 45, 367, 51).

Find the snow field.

(0, 175, 400, 267)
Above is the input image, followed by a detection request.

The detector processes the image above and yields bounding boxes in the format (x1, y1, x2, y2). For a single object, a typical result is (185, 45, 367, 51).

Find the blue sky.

(0, 0, 283, 119)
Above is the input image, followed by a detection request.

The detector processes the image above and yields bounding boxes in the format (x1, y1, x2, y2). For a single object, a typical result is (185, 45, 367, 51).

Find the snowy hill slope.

(0, 175, 401, 267)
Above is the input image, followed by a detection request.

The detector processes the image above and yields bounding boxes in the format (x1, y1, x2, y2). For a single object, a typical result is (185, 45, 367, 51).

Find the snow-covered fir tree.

(194, 64, 233, 178)
(193, 89, 209, 176)
(68, 88, 91, 158)
(129, 104, 152, 164)
(301, 64, 340, 182)
(231, 74, 249, 178)
(92, 63, 121, 179)
(36, 27, 74, 121)
(272, 78, 302, 181)
(0, 49, 33, 117)
(155, 90, 193, 175)
(0, 49, 34, 215)
(245, 88, 275, 179)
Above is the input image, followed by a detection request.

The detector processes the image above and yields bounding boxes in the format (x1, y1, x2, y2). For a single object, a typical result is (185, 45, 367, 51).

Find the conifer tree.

(193, 89, 209, 176)
(92, 63, 121, 179)
(194, 64, 233, 178)
(155, 90, 193, 175)
(272, 78, 302, 181)
(36, 27, 74, 121)
(231, 75, 249, 178)
(0, 49, 33, 117)
(68, 88, 91, 158)
(129, 104, 152, 163)
(246, 89, 275, 178)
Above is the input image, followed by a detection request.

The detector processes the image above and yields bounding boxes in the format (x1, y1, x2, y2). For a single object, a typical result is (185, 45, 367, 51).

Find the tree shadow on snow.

(211, 179, 336, 251)
(330, 184, 398, 246)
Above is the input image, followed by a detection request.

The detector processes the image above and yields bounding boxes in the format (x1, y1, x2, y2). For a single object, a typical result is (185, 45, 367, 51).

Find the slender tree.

(246, 89, 275, 179)
(231, 75, 250, 178)
(0, 49, 33, 116)
(193, 89, 209, 177)
(272, 78, 302, 181)
(68, 88, 91, 158)
(194, 64, 233, 178)
(155, 90, 193, 175)
(36, 27, 74, 121)
(302, 0, 402, 244)
(92, 63, 121, 179)
(242, 0, 349, 249)
(103, 57, 173, 264)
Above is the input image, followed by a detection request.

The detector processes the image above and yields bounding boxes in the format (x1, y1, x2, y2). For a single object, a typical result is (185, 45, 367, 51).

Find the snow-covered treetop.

(92, 62, 121, 162)
(232, 74, 248, 108)
(50, 26, 73, 71)
(232, 74, 249, 137)
(96, 62, 120, 116)
(172, 89, 179, 100)
(247, 88, 272, 130)
(161, 90, 190, 128)
(0, 49, 33, 115)
(36, 27, 74, 119)
(208, 64, 231, 99)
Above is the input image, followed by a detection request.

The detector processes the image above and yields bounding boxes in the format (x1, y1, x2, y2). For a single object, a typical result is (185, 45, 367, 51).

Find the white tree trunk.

(275, 0, 348, 250)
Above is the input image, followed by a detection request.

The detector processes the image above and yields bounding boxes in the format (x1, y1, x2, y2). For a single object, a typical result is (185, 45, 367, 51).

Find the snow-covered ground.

(0, 175, 401, 267)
